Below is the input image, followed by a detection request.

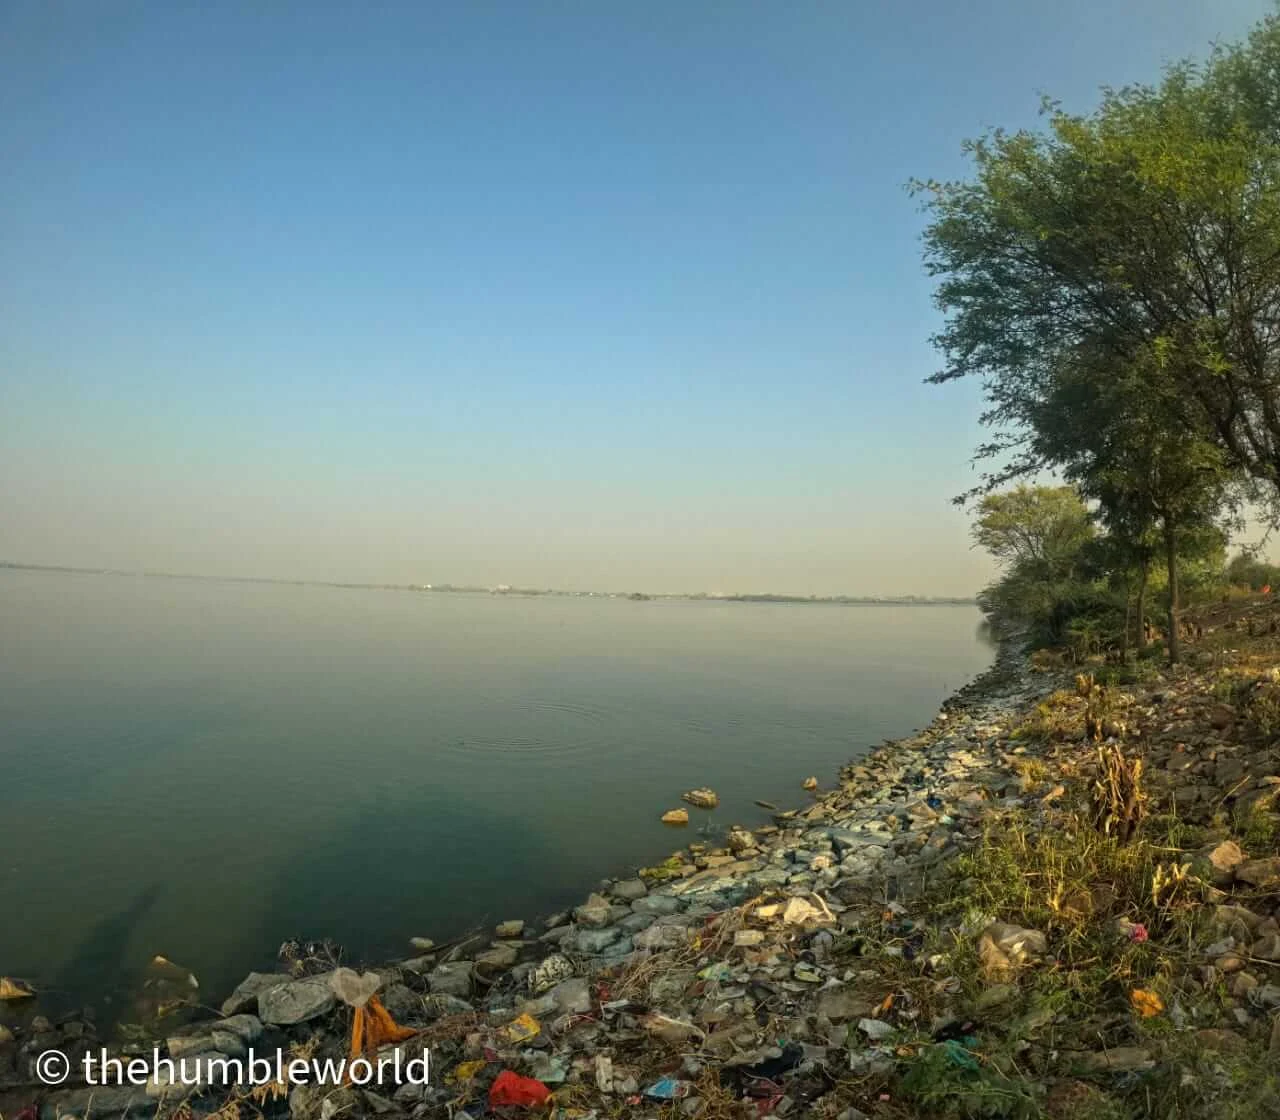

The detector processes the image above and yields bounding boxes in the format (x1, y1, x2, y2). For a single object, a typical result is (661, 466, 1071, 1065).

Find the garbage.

(803, 777, 819, 790)
(740, 1043, 804, 1080)
(329, 968, 416, 1059)
(488, 1070, 552, 1108)
(528, 953, 574, 994)
(501, 1012, 541, 1044)
(446, 1059, 487, 1084)
(682, 788, 719, 808)
(0, 977, 35, 1001)
(594, 1054, 614, 1093)
(661, 808, 690, 825)
(858, 1017, 895, 1041)
(1131, 988, 1164, 1018)
(526, 1053, 566, 1084)
(644, 1077, 693, 1100)
(641, 1012, 704, 1045)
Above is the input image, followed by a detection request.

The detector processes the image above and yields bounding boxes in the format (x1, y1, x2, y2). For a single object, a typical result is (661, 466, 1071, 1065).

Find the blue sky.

(2, 1, 1273, 595)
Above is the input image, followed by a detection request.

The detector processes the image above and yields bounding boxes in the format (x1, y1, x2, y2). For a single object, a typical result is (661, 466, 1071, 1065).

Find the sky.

(2, 1, 1274, 597)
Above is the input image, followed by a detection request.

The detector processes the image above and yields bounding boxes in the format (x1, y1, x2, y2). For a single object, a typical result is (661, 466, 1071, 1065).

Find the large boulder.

(258, 977, 337, 1025)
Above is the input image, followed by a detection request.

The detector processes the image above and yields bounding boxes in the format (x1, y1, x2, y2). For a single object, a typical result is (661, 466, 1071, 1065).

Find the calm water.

(0, 570, 992, 1020)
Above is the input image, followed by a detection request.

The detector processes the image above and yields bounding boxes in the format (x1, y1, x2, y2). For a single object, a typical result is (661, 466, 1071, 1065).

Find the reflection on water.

(0, 571, 992, 1018)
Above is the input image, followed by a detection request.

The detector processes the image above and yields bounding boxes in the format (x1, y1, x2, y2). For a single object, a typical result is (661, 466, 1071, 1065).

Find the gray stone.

(212, 1015, 262, 1044)
(145, 1050, 237, 1097)
(631, 894, 683, 916)
(575, 927, 624, 954)
(611, 878, 648, 901)
(1237, 858, 1280, 887)
(475, 944, 519, 970)
(289, 1084, 362, 1120)
(258, 977, 337, 1026)
(427, 962, 473, 998)
(575, 893, 612, 927)
(220, 971, 288, 1017)
(41, 1086, 154, 1120)
(398, 954, 436, 974)
(617, 912, 657, 934)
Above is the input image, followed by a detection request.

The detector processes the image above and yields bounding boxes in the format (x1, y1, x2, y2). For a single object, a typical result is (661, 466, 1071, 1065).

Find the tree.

(972, 486, 1103, 647)
(972, 485, 1094, 573)
(1029, 351, 1233, 662)
(915, 14, 1280, 500)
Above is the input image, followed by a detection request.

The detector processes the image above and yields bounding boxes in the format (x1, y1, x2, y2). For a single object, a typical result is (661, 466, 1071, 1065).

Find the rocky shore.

(9, 598, 1280, 1119)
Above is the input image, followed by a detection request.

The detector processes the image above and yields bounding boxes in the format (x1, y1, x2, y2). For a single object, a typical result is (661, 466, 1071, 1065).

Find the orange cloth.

(349, 994, 416, 1062)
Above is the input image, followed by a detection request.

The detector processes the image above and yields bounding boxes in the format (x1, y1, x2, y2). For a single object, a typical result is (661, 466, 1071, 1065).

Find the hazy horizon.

(4, 1, 1272, 598)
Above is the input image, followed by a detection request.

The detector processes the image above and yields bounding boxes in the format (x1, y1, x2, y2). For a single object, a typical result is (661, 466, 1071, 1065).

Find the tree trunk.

(1135, 563, 1148, 655)
(1163, 517, 1180, 665)
(1121, 571, 1132, 662)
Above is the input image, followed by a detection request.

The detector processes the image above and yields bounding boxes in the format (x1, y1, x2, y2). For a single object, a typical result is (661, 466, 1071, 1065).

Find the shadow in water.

(47, 883, 162, 1013)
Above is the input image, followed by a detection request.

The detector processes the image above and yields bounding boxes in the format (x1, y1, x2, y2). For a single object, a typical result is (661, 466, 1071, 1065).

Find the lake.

(0, 569, 993, 1021)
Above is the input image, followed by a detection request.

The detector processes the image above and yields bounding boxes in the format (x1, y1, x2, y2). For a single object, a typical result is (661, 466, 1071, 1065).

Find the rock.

(1195, 1028, 1249, 1054)
(662, 808, 690, 825)
(475, 944, 519, 970)
(289, 1083, 362, 1120)
(1076, 1047, 1154, 1072)
(977, 922, 1046, 979)
(145, 1050, 233, 1097)
(632, 894, 683, 916)
(1201, 840, 1246, 886)
(42, 1086, 153, 1118)
(1231, 972, 1259, 999)
(1236, 857, 1280, 887)
(610, 878, 648, 901)
(398, 954, 436, 974)
(973, 984, 1019, 1012)
(575, 892, 613, 927)
(682, 788, 719, 808)
(1208, 703, 1237, 730)
(727, 827, 756, 853)
(1253, 934, 1280, 961)
(494, 920, 525, 939)
(426, 961, 473, 998)
(258, 977, 337, 1025)
(575, 927, 625, 954)
(220, 971, 288, 1017)
(211, 1014, 262, 1044)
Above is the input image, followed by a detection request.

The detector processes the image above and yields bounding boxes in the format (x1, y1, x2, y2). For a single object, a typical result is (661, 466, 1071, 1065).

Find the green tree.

(972, 484, 1094, 573)
(915, 13, 1280, 498)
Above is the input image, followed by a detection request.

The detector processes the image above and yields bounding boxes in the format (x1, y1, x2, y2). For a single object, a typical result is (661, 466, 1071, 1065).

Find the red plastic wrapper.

(488, 1070, 552, 1108)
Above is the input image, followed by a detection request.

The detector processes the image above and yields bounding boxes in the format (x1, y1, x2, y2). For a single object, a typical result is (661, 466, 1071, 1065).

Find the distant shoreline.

(0, 560, 976, 605)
